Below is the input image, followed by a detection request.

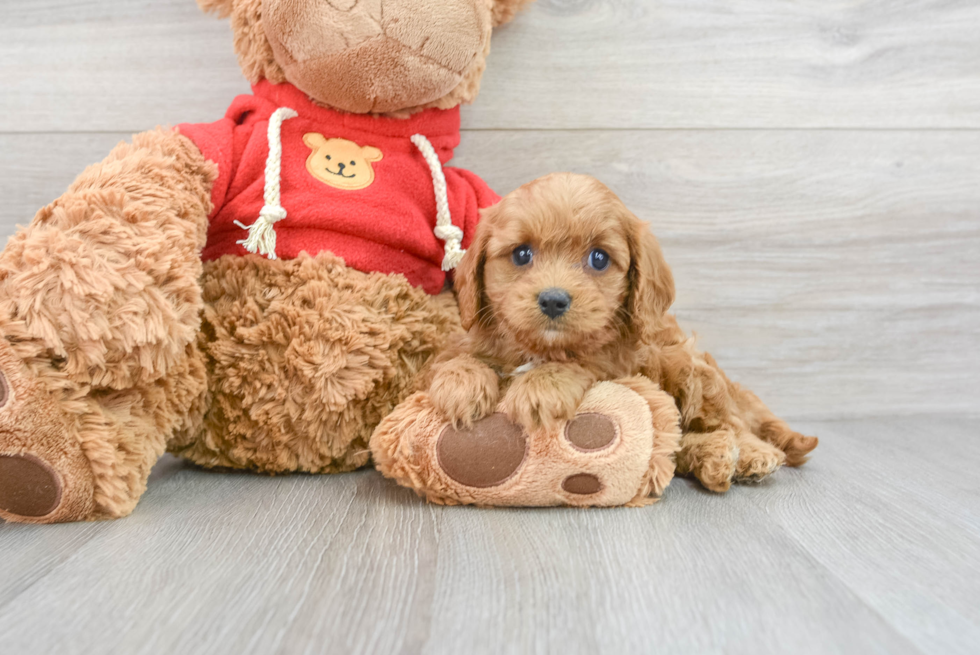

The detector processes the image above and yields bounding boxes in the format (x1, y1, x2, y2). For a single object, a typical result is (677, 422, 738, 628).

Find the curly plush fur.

(171, 252, 462, 473)
(428, 173, 817, 493)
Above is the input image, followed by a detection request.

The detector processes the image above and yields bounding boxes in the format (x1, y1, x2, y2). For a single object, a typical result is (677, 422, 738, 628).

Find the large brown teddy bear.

(0, 0, 536, 524)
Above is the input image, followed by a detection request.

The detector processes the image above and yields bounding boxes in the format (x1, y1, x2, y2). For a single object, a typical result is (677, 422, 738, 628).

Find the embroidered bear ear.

(303, 133, 328, 149)
(360, 145, 384, 163)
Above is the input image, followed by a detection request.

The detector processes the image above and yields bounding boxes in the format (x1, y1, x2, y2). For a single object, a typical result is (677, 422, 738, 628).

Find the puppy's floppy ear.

(455, 213, 493, 331)
(625, 213, 675, 343)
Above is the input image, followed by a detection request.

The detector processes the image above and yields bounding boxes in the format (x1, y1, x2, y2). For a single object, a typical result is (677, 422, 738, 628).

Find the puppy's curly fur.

(426, 173, 818, 492)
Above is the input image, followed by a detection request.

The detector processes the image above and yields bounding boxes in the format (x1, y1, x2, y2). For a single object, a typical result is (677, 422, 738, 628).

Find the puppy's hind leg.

(733, 429, 785, 482)
(728, 379, 818, 467)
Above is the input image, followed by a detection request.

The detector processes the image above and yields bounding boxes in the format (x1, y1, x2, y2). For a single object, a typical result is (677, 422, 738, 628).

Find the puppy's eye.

(512, 245, 533, 267)
(588, 248, 611, 272)
(326, 155, 332, 161)
(350, 161, 357, 166)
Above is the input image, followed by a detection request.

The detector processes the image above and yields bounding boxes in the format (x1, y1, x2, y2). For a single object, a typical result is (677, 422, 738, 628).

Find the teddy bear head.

(197, 0, 536, 115)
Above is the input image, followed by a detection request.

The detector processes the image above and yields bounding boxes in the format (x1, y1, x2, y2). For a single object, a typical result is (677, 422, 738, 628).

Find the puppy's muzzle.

(538, 288, 572, 319)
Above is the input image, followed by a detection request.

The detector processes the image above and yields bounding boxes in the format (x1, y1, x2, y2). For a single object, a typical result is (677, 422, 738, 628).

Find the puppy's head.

(456, 173, 675, 358)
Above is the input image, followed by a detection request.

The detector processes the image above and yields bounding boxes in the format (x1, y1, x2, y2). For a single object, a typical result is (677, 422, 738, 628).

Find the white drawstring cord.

(234, 118, 463, 269)
(411, 134, 465, 271)
(234, 107, 298, 259)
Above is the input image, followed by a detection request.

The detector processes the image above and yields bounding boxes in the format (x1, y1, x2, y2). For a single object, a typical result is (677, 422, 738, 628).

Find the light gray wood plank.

(0, 442, 923, 655)
(3, 417, 975, 654)
(748, 416, 980, 655)
(2, 130, 975, 420)
(0, 453, 187, 609)
(2, 0, 979, 132)
(473, 0, 980, 129)
(420, 489, 917, 655)
(0, 0, 250, 134)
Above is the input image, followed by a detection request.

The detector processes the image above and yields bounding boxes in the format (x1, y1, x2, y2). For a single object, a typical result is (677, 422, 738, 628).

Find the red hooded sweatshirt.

(178, 81, 499, 294)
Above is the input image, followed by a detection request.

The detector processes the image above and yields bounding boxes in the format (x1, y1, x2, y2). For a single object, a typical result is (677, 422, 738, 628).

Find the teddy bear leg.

(372, 380, 682, 508)
(609, 375, 683, 501)
(0, 129, 213, 523)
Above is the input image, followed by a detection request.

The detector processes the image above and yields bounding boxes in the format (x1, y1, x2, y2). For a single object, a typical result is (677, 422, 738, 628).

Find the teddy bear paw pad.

(562, 473, 602, 495)
(436, 413, 528, 488)
(0, 453, 63, 518)
(564, 413, 618, 451)
(0, 346, 97, 523)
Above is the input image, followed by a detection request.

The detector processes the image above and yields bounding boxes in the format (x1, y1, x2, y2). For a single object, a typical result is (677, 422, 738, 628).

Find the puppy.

(425, 173, 818, 492)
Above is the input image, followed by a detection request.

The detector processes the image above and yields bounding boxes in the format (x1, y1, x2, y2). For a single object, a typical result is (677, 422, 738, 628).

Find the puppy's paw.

(676, 429, 738, 493)
(429, 356, 500, 427)
(503, 364, 593, 432)
(733, 437, 785, 483)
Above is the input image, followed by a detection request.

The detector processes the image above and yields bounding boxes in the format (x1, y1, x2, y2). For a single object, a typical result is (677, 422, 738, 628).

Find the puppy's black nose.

(538, 288, 572, 319)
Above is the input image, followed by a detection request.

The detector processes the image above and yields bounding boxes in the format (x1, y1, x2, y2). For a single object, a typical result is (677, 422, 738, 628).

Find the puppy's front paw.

(429, 356, 500, 427)
(676, 429, 738, 493)
(503, 364, 593, 432)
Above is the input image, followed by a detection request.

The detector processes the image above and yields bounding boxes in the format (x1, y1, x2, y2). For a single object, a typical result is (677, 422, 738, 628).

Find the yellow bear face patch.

(303, 133, 383, 191)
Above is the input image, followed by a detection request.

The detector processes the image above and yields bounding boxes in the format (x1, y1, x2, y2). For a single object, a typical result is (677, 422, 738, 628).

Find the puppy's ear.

(455, 214, 493, 331)
(625, 214, 675, 343)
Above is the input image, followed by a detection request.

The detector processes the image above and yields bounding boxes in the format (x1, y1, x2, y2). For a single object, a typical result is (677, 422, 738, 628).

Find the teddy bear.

(0, 0, 540, 524)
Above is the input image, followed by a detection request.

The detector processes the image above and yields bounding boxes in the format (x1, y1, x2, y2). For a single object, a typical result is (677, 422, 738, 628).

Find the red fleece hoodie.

(178, 81, 499, 294)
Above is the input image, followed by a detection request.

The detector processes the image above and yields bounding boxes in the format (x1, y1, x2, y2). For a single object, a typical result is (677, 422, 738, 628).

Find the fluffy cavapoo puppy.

(424, 172, 818, 492)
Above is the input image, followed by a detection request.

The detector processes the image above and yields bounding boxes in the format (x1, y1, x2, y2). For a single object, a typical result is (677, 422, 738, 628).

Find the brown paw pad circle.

(0, 454, 63, 518)
(437, 413, 527, 488)
(562, 473, 602, 495)
(564, 413, 617, 451)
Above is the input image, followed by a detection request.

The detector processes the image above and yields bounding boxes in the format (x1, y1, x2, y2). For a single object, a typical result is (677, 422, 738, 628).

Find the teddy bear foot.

(372, 381, 681, 507)
(437, 412, 623, 498)
(0, 344, 95, 524)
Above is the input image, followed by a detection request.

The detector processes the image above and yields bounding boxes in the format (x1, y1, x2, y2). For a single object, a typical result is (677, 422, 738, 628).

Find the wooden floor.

(1, 1, 978, 653)
(0, 418, 977, 654)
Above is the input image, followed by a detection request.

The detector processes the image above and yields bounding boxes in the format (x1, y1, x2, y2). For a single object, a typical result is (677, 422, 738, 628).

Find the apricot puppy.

(426, 173, 818, 492)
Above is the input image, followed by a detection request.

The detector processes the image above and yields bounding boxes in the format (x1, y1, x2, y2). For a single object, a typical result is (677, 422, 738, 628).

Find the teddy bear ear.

(196, 0, 235, 17)
(491, 0, 537, 27)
